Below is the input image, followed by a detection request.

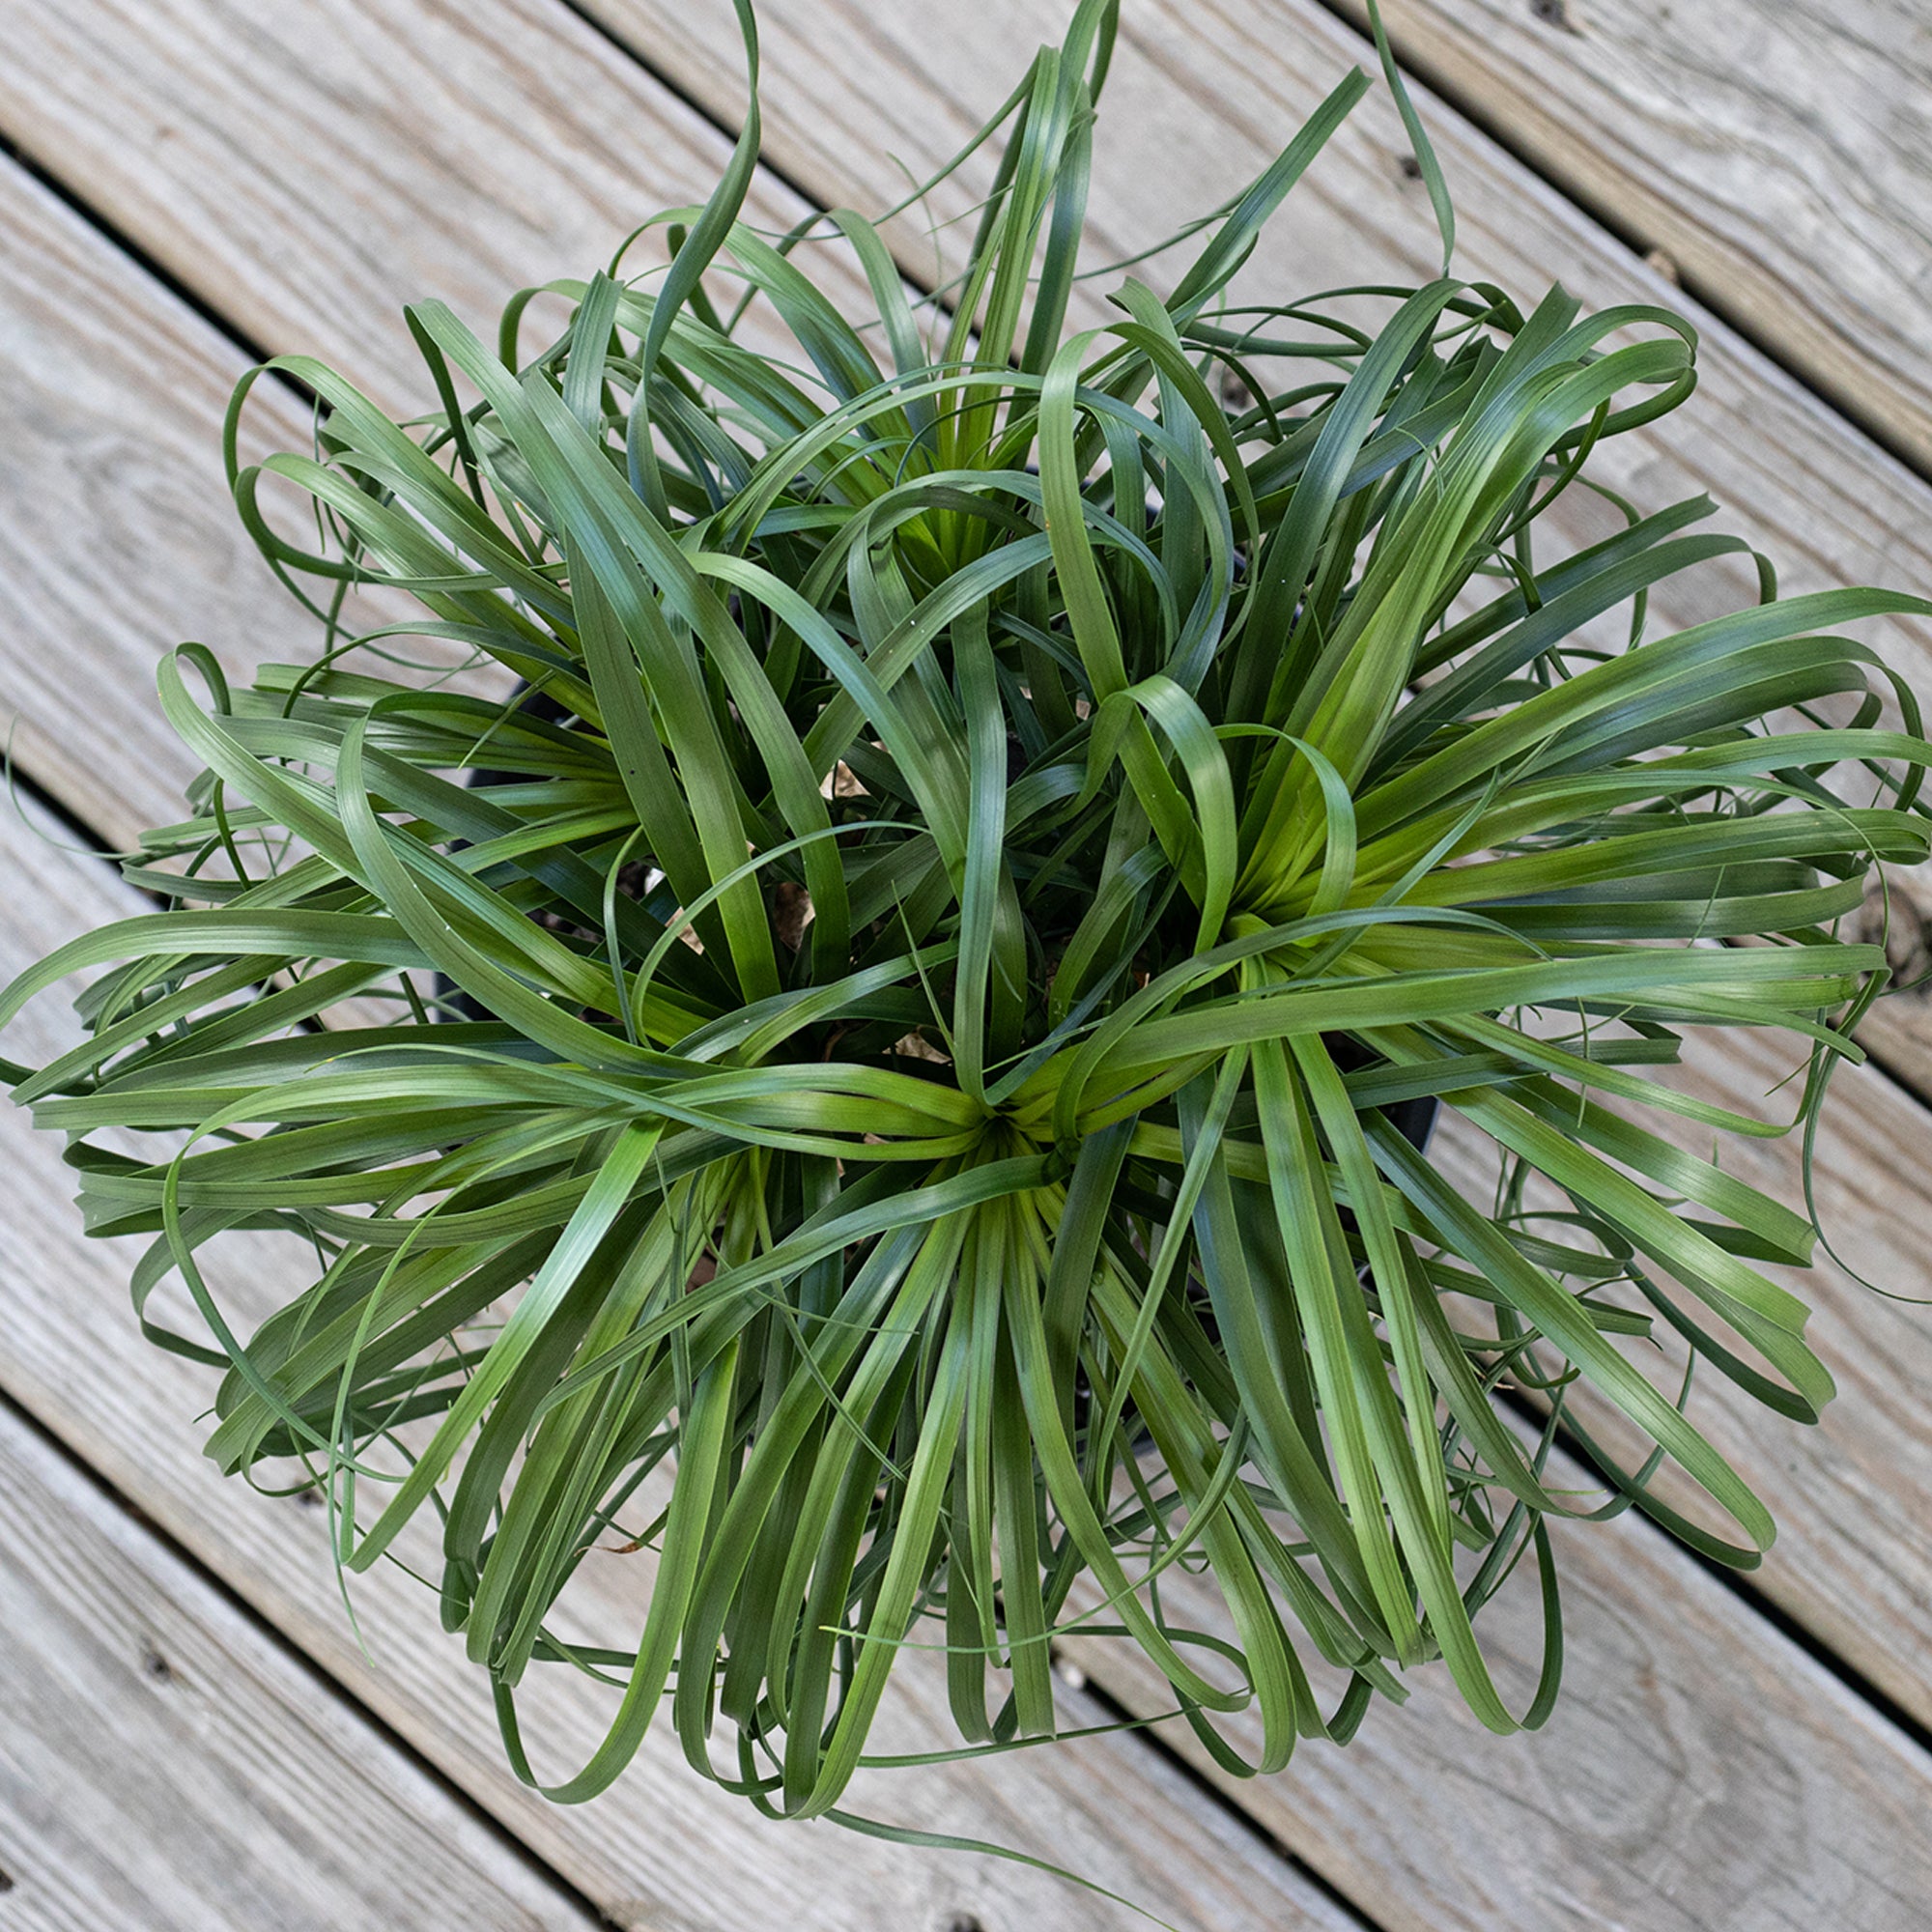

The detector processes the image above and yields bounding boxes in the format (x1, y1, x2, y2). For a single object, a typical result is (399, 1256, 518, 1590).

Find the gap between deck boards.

(0, 1381, 621, 1931)
(1300, 0, 1932, 487)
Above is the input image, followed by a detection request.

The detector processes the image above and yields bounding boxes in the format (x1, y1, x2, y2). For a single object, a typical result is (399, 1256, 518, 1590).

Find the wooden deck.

(2, 2, 1930, 1925)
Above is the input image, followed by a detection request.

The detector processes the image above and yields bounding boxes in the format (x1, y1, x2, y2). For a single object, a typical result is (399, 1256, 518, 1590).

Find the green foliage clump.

(8, 0, 1931, 1832)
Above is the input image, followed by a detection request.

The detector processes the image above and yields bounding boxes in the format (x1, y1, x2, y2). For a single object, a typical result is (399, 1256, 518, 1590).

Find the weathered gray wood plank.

(9, 0, 1932, 947)
(0, 1404, 595, 1932)
(0, 165, 312, 847)
(1060, 1435, 1932, 1932)
(0, 795, 1356, 1932)
(0, 0, 858, 411)
(1331, 0, 1932, 471)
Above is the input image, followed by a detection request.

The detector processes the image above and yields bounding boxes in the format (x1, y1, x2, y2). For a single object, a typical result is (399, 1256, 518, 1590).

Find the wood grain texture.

(1060, 1437, 1932, 1932)
(0, 0, 854, 412)
(0, 800, 1356, 1930)
(0, 166, 316, 847)
(0, 157, 504, 866)
(0, 1404, 593, 1932)
(1329, 0, 1932, 472)
(3, 0, 1927, 849)
(1844, 880, 1932, 1104)
(0, 0, 851, 849)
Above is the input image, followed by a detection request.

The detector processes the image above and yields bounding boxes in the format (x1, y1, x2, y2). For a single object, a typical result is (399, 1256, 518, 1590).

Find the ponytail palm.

(7, 0, 1929, 1833)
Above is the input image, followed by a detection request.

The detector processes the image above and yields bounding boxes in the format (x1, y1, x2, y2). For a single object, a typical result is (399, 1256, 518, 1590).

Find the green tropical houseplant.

(6, 0, 1930, 1859)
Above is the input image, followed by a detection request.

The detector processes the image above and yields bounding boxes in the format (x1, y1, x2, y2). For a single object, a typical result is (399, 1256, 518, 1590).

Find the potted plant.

(6, 0, 1929, 1854)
